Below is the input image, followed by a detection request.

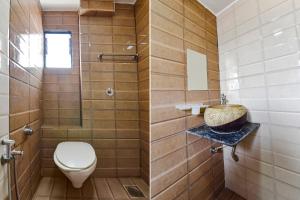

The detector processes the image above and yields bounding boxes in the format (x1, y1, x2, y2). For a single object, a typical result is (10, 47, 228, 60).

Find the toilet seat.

(54, 142, 96, 171)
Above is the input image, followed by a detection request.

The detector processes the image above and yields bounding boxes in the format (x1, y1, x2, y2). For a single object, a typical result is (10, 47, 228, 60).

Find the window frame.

(44, 31, 73, 69)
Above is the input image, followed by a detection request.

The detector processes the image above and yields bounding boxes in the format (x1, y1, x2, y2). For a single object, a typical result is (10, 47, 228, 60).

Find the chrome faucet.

(1, 139, 14, 164)
(221, 94, 227, 105)
(1, 126, 30, 165)
(1, 139, 23, 165)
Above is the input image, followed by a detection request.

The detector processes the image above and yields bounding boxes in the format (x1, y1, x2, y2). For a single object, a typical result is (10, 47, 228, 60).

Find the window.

(45, 32, 72, 68)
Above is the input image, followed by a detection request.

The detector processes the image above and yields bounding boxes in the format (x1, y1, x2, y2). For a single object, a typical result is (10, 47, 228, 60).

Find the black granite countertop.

(187, 122, 260, 146)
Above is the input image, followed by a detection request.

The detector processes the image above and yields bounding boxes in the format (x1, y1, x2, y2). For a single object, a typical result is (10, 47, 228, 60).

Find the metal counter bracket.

(210, 144, 239, 162)
(210, 145, 223, 154)
(231, 145, 239, 161)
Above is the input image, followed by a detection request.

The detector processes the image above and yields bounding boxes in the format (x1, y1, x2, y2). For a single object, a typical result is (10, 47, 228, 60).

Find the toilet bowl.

(53, 141, 97, 188)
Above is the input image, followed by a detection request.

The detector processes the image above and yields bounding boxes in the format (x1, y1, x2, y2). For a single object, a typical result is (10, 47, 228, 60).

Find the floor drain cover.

(123, 185, 145, 198)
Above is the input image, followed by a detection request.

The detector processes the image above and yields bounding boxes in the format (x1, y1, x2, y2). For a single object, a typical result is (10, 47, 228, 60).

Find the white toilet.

(53, 141, 97, 188)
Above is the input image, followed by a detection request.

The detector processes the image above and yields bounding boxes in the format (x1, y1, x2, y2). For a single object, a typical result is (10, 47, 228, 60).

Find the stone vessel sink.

(204, 104, 247, 133)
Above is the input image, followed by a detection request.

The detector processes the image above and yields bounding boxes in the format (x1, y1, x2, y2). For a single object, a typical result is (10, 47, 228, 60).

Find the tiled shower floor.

(33, 177, 149, 200)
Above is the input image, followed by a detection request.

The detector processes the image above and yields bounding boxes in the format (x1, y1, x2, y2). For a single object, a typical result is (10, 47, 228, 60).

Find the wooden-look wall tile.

(150, 0, 221, 197)
(151, 176, 188, 200)
(152, 0, 184, 26)
(151, 118, 185, 142)
(152, 132, 186, 161)
(151, 57, 185, 76)
(151, 148, 188, 197)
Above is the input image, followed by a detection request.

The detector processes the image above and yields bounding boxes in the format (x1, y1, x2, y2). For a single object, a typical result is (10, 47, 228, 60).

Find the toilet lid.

(55, 142, 96, 169)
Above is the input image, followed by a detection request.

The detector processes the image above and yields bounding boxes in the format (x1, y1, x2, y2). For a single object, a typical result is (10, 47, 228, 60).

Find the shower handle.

(23, 125, 33, 135)
(106, 88, 114, 96)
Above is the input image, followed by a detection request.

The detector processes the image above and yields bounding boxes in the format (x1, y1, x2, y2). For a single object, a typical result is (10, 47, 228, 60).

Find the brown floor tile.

(94, 178, 114, 200)
(51, 177, 67, 198)
(107, 178, 130, 200)
(34, 177, 149, 200)
(81, 178, 98, 198)
(66, 181, 81, 198)
(33, 197, 50, 200)
(35, 177, 54, 196)
(216, 188, 245, 200)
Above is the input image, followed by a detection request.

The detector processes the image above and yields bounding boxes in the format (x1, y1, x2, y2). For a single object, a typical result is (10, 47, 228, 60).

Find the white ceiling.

(197, 0, 237, 15)
(40, 0, 136, 11)
(115, 0, 136, 4)
(40, 0, 79, 11)
(40, 0, 237, 16)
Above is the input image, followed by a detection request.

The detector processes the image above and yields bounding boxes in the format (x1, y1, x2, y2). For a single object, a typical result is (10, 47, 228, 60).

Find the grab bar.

(97, 53, 139, 62)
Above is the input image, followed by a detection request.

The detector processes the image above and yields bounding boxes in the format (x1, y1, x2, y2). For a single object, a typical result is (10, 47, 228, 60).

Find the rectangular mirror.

(187, 49, 208, 91)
